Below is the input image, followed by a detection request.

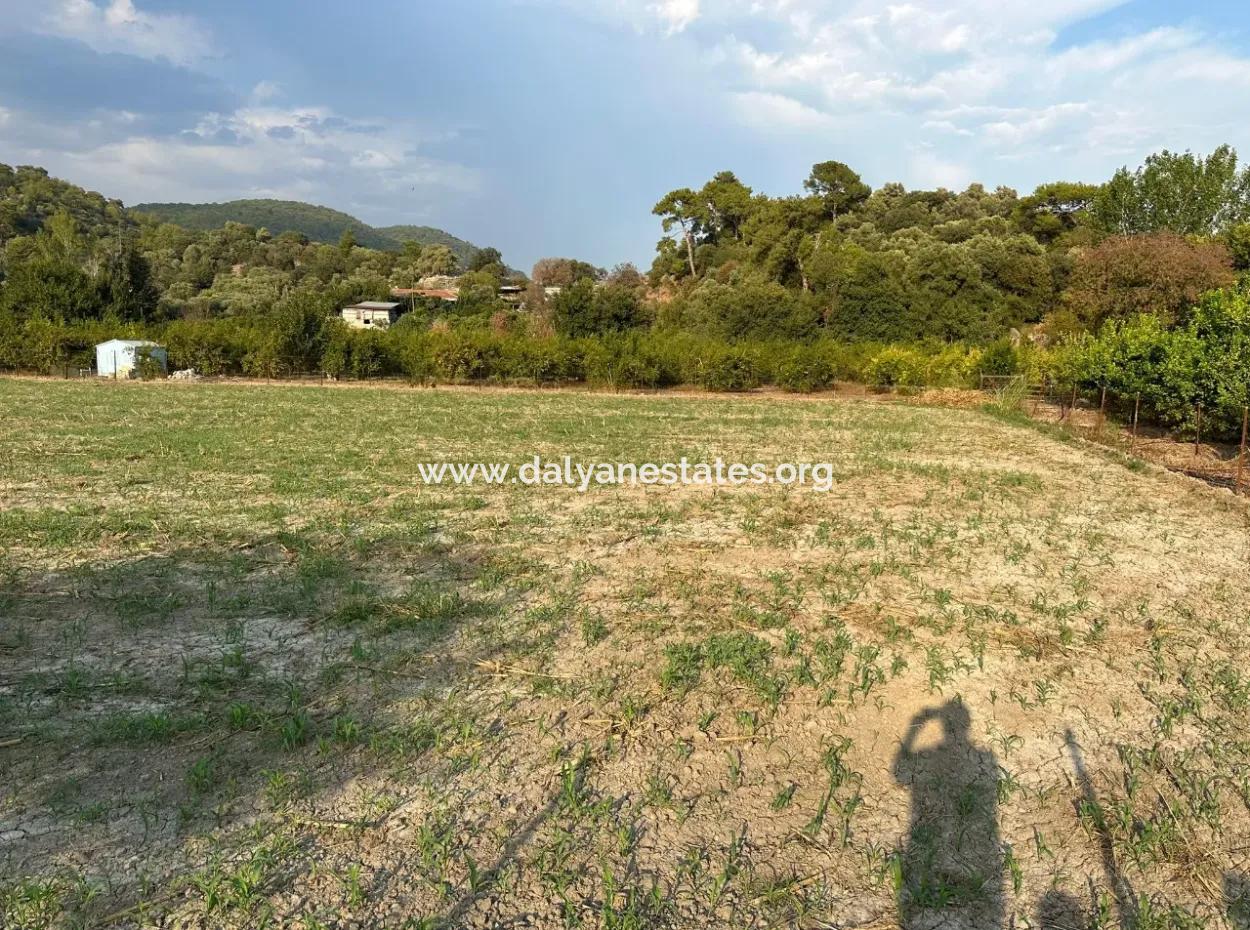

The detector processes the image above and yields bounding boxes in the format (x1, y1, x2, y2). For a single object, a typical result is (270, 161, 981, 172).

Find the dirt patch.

(2, 380, 1250, 929)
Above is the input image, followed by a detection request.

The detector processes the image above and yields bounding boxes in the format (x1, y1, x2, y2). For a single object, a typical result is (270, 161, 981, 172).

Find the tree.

(607, 263, 645, 289)
(1014, 182, 1100, 244)
(532, 257, 601, 288)
(653, 188, 707, 277)
(98, 241, 159, 321)
(963, 233, 1053, 324)
(904, 241, 996, 342)
(457, 268, 501, 309)
(0, 255, 98, 321)
(1063, 233, 1236, 329)
(740, 197, 824, 288)
(1093, 145, 1250, 236)
(338, 230, 357, 254)
(699, 171, 754, 241)
(1225, 223, 1250, 270)
(551, 280, 644, 338)
(416, 244, 458, 277)
(824, 247, 911, 342)
(249, 290, 333, 376)
(804, 161, 871, 221)
(468, 246, 503, 272)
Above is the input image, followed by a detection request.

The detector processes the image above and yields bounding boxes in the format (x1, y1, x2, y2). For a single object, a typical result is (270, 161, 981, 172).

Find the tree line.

(2, 149, 1250, 436)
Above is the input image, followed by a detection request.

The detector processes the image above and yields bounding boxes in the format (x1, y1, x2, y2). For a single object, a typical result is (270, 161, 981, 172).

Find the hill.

(130, 198, 480, 262)
(374, 224, 479, 261)
(1, 164, 136, 242)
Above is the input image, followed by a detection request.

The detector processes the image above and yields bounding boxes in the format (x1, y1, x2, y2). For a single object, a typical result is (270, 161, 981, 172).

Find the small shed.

(341, 301, 403, 330)
(96, 339, 168, 378)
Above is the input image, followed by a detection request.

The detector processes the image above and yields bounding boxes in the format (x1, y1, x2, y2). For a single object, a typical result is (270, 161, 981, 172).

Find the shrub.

(426, 331, 499, 382)
(775, 344, 836, 393)
(582, 333, 676, 389)
(134, 346, 167, 380)
(1063, 234, 1235, 329)
(693, 344, 762, 392)
(164, 320, 257, 375)
(977, 338, 1020, 377)
(926, 344, 983, 388)
(1062, 285, 1250, 437)
(864, 346, 927, 388)
(495, 337, 580, 383)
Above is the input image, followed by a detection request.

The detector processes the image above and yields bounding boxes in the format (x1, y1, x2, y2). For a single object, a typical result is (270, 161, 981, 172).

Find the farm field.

(3, 378, 1250, 929)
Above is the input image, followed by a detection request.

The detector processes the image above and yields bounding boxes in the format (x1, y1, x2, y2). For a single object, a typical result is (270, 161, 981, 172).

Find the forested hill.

(373, 224, 479, 264)
(130, 199, 479, 263)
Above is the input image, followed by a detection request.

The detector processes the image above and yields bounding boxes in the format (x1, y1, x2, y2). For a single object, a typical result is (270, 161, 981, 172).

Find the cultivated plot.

(2, 380, 1249, 929)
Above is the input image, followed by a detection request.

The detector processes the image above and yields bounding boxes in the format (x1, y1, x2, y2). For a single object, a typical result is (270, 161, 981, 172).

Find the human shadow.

(1227, 872, 1250, 930)
(892, 699, 1003, 928)
(1037, 889, 1087, 929)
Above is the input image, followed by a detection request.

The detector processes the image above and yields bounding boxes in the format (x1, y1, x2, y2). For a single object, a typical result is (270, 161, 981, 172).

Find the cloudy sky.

(2, 1, 1249, 268)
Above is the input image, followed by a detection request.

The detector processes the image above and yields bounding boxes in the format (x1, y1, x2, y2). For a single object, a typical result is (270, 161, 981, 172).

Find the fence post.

(1069, 385, 1078, 423)
(1194, 405, 1202, 458)
(1130, 393, 1141, 455)
(1238, 406, 1248, 494)
(1097, 385, 1107, 431)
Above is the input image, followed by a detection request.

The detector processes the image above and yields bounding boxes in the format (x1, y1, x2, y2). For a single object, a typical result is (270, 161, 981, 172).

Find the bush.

(163, 320, 258, 375)
(427, 331, 500, 382)
(775, 344, 836, 392)
(495, 337, 581, 384)
(321, 324, 396, 379)
(864, 346, 927, 388)
(692, 344, 762, 392)
(1062, 285, 1250, 437)
(977, 338, 1020, 377)
(134, 346, 167, 380)
(582, 333, 677, 389)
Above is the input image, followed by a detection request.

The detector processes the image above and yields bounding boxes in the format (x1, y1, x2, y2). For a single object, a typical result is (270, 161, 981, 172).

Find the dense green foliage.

(0, 165, 133, 243)
(4, 148, 1250, 438)
(646, 151, 1245, 344)
(1059, 284, 1250, 437)
(0, 310, 1011, 394)
(132, 199, 479, 264)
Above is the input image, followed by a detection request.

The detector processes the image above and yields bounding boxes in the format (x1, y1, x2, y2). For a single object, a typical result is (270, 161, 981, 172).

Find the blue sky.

(2, 1, 1250, 270)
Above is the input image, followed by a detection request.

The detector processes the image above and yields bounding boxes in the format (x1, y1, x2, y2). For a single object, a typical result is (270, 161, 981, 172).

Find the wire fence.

(981, 375, 1250, 495)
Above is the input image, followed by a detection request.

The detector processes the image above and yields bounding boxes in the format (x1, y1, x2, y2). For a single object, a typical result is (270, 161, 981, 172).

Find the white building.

(340, 301, 402, 330)
(95, 340, 168, 379)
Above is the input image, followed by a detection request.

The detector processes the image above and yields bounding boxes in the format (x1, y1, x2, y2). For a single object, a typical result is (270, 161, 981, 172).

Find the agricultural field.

(3, 378, 1250, 930)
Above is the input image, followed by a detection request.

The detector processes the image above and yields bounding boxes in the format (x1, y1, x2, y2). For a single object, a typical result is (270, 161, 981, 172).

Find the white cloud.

(7, 0, 214, 66)
(910, 150, 973, 189)
(250, 81, 283, 102)
(564, 0, 1250, 188)
(2, 101, 480, 217)
(651, 0, 699, 33)
(729, 90, 834, 131)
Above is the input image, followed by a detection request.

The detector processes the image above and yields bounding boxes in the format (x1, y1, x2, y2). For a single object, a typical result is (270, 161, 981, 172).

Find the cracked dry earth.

(3, 378, 1250, 929)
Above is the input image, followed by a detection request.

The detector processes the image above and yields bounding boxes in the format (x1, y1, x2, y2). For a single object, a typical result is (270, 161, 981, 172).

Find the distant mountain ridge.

(130, 199, 479, 263)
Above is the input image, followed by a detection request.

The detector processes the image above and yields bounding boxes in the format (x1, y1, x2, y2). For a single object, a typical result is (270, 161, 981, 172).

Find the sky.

(1, 1, 1250, 270)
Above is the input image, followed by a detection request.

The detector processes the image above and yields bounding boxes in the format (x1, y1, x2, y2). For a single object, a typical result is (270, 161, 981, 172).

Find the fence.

(981, 375, 1250, 495)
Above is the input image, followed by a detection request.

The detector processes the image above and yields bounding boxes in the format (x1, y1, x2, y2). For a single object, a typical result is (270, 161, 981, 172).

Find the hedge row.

(9, 296, 1248, 440)
(0, 313, 1023, 392)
